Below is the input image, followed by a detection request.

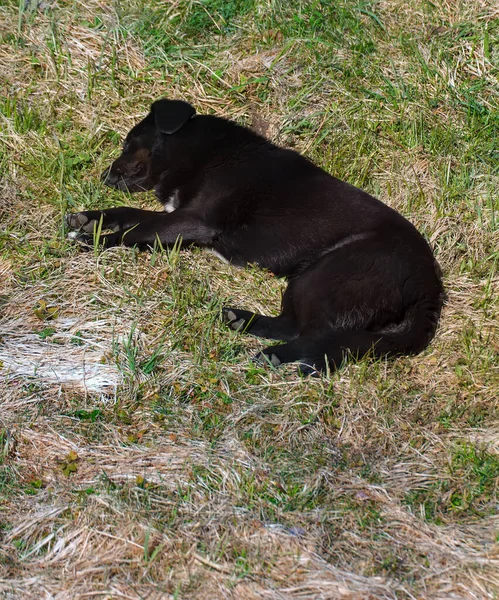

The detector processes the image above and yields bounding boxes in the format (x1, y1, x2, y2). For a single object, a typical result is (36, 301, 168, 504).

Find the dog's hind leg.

(223, 308, 298, 341)
(254, 336, 331, 375)
(223, 279, 300, 341)
(254, 331, 378, 376)
(254, 318, 434, 376)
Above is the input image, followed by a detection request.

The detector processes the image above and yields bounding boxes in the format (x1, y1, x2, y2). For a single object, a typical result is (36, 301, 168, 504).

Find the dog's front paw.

(222, 308, 247, 332)
(67, 229, 121, 249)
(66, 230, 94, 249)
(65, 211, 102, 233)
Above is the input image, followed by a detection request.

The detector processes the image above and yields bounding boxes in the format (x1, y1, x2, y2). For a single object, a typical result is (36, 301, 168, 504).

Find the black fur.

(66, 99, 444, 375)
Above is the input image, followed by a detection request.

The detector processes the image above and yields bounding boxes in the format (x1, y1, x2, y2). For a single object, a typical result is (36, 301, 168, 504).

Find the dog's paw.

(296, 362, 321, 377)
(66, 230, 94, 249)
(253, 350, 282, 368)
(65, 212, 99, 233)
(222, 308, 247, 332)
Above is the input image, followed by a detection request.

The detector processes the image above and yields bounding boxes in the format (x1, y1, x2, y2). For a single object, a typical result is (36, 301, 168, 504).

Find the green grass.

(1, 0, 499, 598)
(405, 441, 499, 523)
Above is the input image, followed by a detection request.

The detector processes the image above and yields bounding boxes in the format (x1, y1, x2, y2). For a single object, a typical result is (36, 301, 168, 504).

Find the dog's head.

(101, 99, 196, 192)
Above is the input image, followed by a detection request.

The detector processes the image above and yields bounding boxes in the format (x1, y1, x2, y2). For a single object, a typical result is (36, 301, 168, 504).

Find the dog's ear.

(151, 99, 196, 134)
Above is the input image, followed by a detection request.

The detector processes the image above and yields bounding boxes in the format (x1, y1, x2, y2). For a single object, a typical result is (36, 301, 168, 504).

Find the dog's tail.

(301, 294, 445, 374)
(377, 294, 444, 355)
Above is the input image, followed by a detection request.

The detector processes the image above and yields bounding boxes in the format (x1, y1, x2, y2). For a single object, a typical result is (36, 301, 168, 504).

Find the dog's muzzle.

(100, 166, 119, 187)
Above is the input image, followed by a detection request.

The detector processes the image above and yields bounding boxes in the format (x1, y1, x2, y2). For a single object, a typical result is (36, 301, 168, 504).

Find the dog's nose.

(101, 166, 117, 187)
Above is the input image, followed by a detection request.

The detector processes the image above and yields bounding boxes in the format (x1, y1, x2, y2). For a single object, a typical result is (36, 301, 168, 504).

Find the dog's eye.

(132, 162, 145, 175)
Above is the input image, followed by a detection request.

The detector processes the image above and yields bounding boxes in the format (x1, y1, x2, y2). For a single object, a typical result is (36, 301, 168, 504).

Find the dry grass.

(1, 0, 499, 598)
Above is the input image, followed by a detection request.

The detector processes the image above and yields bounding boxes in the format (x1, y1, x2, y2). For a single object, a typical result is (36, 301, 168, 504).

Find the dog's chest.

(163, 189, 180, 213)
(159, 189, 229, 263)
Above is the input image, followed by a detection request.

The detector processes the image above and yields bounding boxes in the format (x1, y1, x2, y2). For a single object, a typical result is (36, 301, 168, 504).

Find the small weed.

(405, 441, 499, 522)
(71, 409, 103, 422)
(37, 327, 56, 339)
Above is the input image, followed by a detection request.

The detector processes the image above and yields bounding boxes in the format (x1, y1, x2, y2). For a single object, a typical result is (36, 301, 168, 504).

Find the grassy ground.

(1, 0, 498, 597)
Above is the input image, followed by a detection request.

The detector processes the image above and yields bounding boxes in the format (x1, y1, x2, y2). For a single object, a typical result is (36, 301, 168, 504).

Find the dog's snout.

(101, 166, 117, 186)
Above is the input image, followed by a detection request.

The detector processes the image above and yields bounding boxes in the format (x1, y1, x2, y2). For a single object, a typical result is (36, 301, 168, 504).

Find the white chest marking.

(163, 190, 179, 213)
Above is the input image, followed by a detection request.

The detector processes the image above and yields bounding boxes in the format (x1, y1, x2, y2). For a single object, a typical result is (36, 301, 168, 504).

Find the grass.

(1, 0, 498, 597)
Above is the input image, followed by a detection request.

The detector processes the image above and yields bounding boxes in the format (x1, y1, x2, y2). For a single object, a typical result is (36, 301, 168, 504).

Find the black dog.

(66, 99, 444, 374)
